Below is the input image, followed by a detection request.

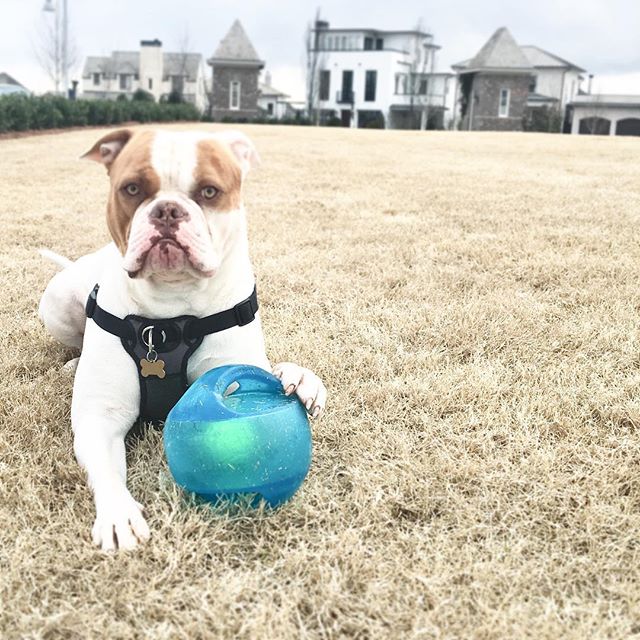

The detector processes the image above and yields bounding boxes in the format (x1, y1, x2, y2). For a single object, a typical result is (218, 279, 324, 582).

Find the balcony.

(336, 90, 355, 104)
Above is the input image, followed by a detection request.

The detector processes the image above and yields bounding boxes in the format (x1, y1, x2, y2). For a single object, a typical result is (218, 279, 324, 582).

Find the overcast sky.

(1, 0, 638, 99)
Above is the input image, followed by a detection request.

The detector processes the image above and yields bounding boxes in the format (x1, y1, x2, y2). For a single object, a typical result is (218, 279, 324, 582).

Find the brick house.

(453, 27, 532, 131)
(452, 27, 585, 132)
(207, 20, 264, 120)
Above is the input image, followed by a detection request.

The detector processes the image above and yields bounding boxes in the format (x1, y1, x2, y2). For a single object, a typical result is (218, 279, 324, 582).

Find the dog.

(39, 128, 327, 551)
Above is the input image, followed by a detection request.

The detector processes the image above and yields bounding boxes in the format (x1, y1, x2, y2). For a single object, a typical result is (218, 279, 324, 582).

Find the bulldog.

(39, 128, 327, 551)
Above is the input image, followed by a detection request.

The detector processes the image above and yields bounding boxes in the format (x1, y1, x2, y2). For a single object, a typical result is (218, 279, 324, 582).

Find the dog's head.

(82, 129, 258, 282)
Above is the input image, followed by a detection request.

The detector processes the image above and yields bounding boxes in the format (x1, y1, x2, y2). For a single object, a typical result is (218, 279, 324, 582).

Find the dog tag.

(140, 357, 166, 379)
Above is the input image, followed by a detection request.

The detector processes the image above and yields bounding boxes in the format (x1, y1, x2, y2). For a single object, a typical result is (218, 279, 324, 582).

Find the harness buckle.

(234, 300, 255, 327)
(85, 284, 99, 318)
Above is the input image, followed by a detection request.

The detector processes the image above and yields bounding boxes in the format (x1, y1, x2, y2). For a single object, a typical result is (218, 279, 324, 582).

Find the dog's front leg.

(73, 414, 149, 551)
(71, 331, 149, 551)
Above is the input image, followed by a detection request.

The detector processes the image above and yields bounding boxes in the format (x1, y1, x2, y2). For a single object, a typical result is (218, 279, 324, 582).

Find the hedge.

(0, 94, 201, 133)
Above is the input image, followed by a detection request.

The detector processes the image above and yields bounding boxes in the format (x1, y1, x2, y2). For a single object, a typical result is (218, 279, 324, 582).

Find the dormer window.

(376, 38, 384, 50)
(364, 37, 373, 50)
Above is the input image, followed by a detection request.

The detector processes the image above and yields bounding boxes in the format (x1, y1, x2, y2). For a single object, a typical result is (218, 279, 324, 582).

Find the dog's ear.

(213, 130, 260, 176)
(81, 129, 133, 168)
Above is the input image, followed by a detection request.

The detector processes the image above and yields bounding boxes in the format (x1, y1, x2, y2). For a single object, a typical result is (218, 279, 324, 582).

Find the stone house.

(452, 27, 584, 132)
(207, 20, 264, 120)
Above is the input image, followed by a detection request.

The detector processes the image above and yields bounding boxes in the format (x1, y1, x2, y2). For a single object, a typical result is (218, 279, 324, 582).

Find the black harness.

(85, 283, 258, 426)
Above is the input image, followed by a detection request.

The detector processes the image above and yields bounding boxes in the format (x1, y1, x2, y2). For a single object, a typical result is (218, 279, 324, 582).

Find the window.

(119, 74, 131, 90)
(499, 88, 510, 117)
(341, 36, 347, 49)
(376, 38, 384, 50)
(327, 36, 333, 49)
(395, 73, 408, 95)
(267, 102, 274, 115)
(148, 78, 153, 90)
(93, 73, 100, 86)
(418, 78, 428, 95)
(364, 37, 373, 50)
(319, 70, 330, 101)
(364, 70, 377, 102)
(230, 80, 241, 110)
(529, 76, 537, 93)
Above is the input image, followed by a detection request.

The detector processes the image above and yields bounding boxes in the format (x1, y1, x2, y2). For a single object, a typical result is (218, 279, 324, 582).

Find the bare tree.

(33, 8, 78, 94)
(305, 8, 324, 125)
(171, 29, 191, 102)
(406, 20, 435, 130)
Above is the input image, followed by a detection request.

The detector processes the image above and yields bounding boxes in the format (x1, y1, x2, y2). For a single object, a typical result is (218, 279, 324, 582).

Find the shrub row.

(0, 94, 201, 133)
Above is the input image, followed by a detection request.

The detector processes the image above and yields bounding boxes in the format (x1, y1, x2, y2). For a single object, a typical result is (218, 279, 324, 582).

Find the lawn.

(1, 123, 640, 639)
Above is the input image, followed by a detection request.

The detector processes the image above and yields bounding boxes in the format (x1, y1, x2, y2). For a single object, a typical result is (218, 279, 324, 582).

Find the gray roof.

(209, 20, 263, 65)
(0, 72, 27, 89)
(467, 27, 532, 72)
(571, 94, 640, 107)
(82, 51, 202, 81)
(259, 82, 288, 98)
(453, 31, 586, 76)
(520, 45, 585, 72)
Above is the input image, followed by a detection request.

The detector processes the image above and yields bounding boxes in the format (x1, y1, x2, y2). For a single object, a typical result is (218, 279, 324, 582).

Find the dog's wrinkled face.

(82, 129, 258, 281)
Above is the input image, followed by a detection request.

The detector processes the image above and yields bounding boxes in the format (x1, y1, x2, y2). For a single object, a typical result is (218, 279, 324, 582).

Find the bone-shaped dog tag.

(140, 358, 166, 379)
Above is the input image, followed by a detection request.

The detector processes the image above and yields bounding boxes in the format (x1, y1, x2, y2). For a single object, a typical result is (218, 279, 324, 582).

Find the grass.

(1, 123, 640, 639)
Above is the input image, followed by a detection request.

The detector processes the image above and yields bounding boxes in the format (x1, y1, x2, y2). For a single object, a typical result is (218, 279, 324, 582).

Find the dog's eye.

(201, 186, 218, 200)
(124, 183, 140, 196)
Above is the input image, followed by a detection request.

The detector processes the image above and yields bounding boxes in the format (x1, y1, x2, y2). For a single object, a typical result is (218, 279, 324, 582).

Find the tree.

(170, 29, 192, 103)
(305, 8, 325, 126)
(406, 20, 436, 130)
(33, 5, 78, 95)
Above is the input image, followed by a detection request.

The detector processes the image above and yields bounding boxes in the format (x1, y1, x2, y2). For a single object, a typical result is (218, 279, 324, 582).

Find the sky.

(1, 0, 639, 99)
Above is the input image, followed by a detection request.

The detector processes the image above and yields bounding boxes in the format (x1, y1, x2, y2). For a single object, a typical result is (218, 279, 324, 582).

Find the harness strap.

(85, 284, 258, 340)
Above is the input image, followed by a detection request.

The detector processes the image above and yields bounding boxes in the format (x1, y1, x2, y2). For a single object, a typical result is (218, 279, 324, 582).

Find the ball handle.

(211, 364, 283, 401)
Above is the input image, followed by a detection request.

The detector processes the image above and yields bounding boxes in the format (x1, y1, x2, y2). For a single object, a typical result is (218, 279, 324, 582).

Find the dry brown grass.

(2, 123, 640, 639)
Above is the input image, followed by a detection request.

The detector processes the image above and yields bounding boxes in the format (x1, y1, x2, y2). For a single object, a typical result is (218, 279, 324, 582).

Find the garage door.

(579, 117, 611, 135)
(616, 118, 640, 136)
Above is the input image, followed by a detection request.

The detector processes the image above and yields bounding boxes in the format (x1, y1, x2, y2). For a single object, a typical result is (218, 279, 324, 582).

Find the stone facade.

(210, 66, 261, 120)
(463, 73, 530, 131)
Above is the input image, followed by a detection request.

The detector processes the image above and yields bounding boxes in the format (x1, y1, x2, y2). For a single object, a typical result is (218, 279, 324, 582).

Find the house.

(452, 27, 584, 131)
(0, 72, 29, 96)
(568, 95, 640, 136)
(81, 39, 208, 112)
(258, 72, 290, 119)
(308, 20, 452, 129)
(207, 20, 264, 121)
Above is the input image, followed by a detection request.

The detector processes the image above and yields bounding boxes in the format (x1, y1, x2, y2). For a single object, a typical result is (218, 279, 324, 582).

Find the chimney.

(587, 74, 594, 94)
(140, 39, 163, 100)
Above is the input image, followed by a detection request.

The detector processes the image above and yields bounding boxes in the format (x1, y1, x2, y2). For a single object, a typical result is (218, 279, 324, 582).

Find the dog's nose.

(149, 202, 187, 224)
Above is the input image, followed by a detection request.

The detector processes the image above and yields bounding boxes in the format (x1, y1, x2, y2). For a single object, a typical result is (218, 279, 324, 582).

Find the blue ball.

(164, 365, 312, 508)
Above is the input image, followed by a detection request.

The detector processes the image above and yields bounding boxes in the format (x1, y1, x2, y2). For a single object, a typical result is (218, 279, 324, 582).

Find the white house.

(519, 45, 584, 117)
(258, 71, 290, 119)
(308, 20, 452, 129)
(569, 95, 640, 135)
(81, 39, 208, 113)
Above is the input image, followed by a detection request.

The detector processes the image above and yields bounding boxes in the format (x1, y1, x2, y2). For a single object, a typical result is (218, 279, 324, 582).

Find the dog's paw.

(272, 362, 327, 419)
(92, 490, 150, 552)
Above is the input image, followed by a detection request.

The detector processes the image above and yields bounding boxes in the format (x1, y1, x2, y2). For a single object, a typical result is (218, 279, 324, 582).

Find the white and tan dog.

(39, 128, 326, 551)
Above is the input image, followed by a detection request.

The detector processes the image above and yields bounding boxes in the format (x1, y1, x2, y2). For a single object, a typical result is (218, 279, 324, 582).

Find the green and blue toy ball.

(163, 365, 312, 508)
